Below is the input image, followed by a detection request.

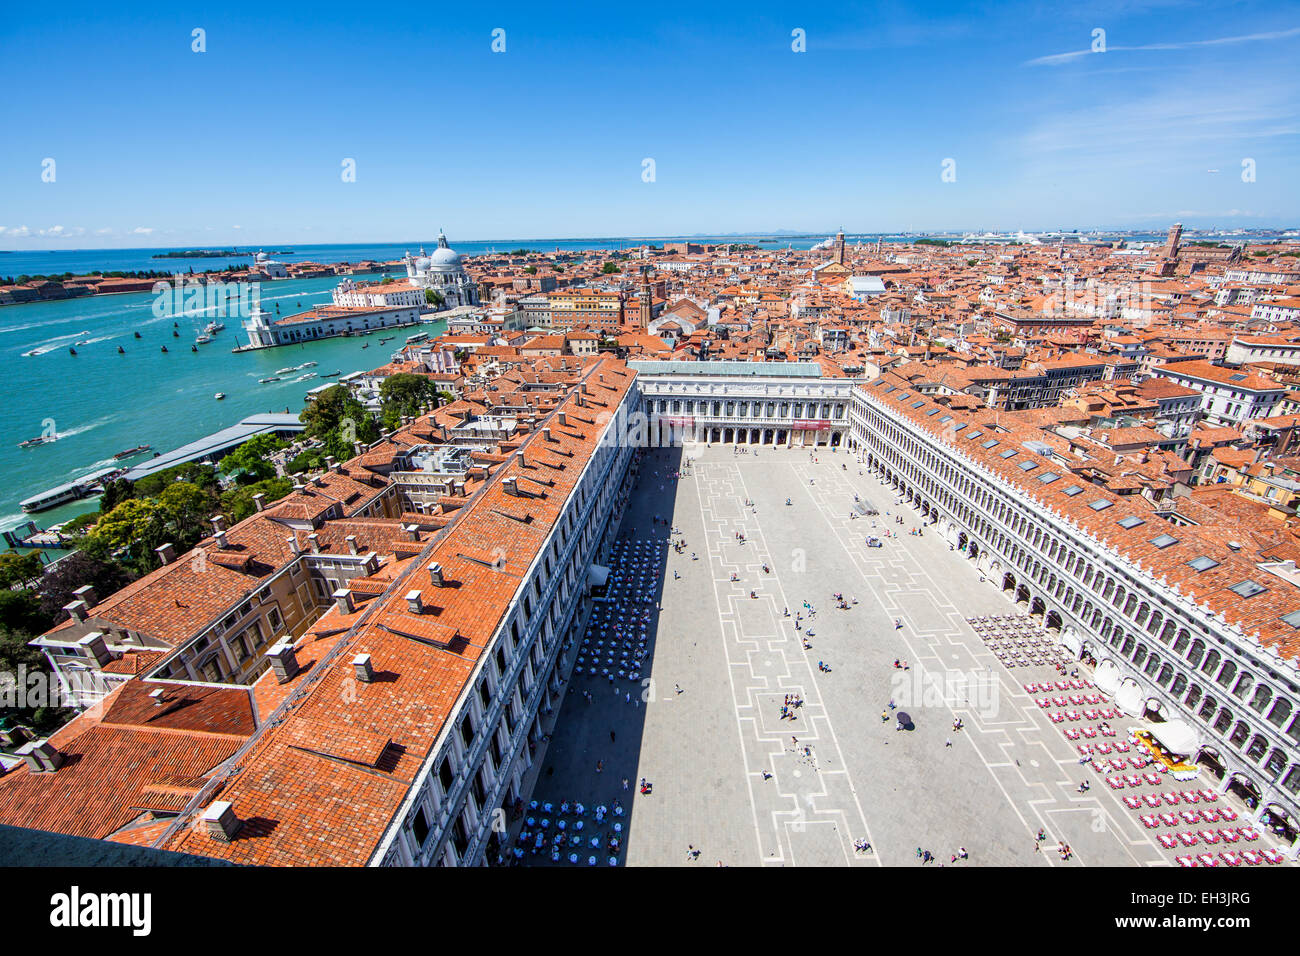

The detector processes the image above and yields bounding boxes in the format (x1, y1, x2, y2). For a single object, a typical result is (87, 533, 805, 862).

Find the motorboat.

(113, 444, 151, 460)
(18, 435, 55, 448)
(259, 376, 281, 383)
(214, 392, 226, 400)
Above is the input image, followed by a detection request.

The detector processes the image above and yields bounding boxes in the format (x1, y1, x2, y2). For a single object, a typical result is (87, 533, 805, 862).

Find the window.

(1017, 460, 1037, 471)
(1117, 516, 1145, 530)
(1063, 485, 1084, 497)
(965, 430, 982, 440)
(981, 439, 1000, 450)
(999, 449, 1017, 459)
(412, 807, 430, 846)
(1088, 499, 1113, 511)
(438, 759, 454, 792)
(1038, 473, 1060, 484)
(1229, 580, 1266, 598)
(1150, 534, 1179, 549)
(267, 606, 284, 633)
(1281, 609, 1300, 628)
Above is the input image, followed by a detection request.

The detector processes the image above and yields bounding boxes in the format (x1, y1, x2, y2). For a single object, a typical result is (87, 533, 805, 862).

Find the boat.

(195, 334, 212, 344)
(18, 435, 55, 448)
(321, 370, 341, 378)
(293, 372, 317, 382)
(298, 361, 317, 369)
(21, 467, 119, 513)
(133, 331, 141, 339)
(275, 367, 296, 375)
(113, 444, 151, 460)
(173, 329, 179, 337)
(406, 332, 428, 344)
(117, 345, 125, 354)
(259, 376, 281, 383)
(204, 321, 225, 334)
(161, 346, 168, 352)
(69, 347, 77, 355)
(214, 392, 226, 400)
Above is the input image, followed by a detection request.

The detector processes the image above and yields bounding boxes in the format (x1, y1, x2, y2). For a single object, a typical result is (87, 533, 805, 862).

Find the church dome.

(427, 229, 462, 271)
(429, 246, 462, 270)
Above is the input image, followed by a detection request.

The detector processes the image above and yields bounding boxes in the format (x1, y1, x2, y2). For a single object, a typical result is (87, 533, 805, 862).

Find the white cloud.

(5, 225, 31, 238)
(1026, 27, 1300, 67)
(1021, 86, 1299, 160)
(130, 226, 154, 235)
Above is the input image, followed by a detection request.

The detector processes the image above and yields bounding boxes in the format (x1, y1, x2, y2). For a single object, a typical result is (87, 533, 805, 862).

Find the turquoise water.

(1, 275, 446, 536)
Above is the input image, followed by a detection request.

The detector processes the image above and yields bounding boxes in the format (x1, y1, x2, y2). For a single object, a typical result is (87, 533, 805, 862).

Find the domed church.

(402, 230, 480, 308)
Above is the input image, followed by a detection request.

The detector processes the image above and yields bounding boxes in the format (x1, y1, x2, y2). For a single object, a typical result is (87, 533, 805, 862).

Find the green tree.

(87, 498, 170, 568)
(36, 552, 133, 625)
(221, 477, 293, 523)
(425, 289, 445, 308)
(524, 265, 537, 275)
(134, 462, 216, 499)
(158, 482, 215, 544)
(0, 590, 47, 635)
(99, 477, 135, 513)
(0, 552, 44, 590)
(379, 373, 440, 420)
(0, 624, 74, 736)
(287, 447, 329, 475)
(602, 261, 619, 274)
(219, 433, 286, 484)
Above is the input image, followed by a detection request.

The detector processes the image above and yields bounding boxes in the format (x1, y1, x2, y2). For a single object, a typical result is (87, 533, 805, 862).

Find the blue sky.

(1, 0, 1297, 247)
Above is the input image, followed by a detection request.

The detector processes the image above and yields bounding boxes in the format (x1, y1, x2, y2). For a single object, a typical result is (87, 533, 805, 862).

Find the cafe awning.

(1095, 660, 1121, 696)
(1116, 679, 1145, 718)
(1058, 630, 1082, 657)
(1148, 719, 1198, 757)
(587, 564, 610, 589)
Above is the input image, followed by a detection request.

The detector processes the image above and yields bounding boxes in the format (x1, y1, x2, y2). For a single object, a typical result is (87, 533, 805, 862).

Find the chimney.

(72, 584, 98, 607)
(558, 412, 567, 426)
(214, 529, 229, 549)
(15, 740, 64, 773)
(405, 590, 424, 614)
(199, 800, 241, 843)
(63, 600, 87, 623)
(429, 562, 444, 587)
(353, 653, 374, 683)
(325, 455, 337, 470)
(543, 427, 552, 441)
(354, 441, 364, 457)
(402, 524, 419, 542)
(312, 474, 325, 487)
(307, 532, 321, 554)
(212, 515, 226, 534)
(345, 534, 358, 555)
(149, 688, 165, 707)
(266, 640, 300, 682)
(503, 477, 519, 496)
(333, 588, 355, 614)
(77, 631, 111, 666)
(155, 542, 177, 565)
(252, 493, 266, 512)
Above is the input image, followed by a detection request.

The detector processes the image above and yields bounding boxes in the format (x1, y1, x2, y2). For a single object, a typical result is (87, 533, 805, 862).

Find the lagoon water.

(0, 274, 443, 535)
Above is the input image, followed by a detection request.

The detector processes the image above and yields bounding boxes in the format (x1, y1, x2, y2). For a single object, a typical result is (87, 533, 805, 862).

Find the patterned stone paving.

(520, 445, 1258, 866)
